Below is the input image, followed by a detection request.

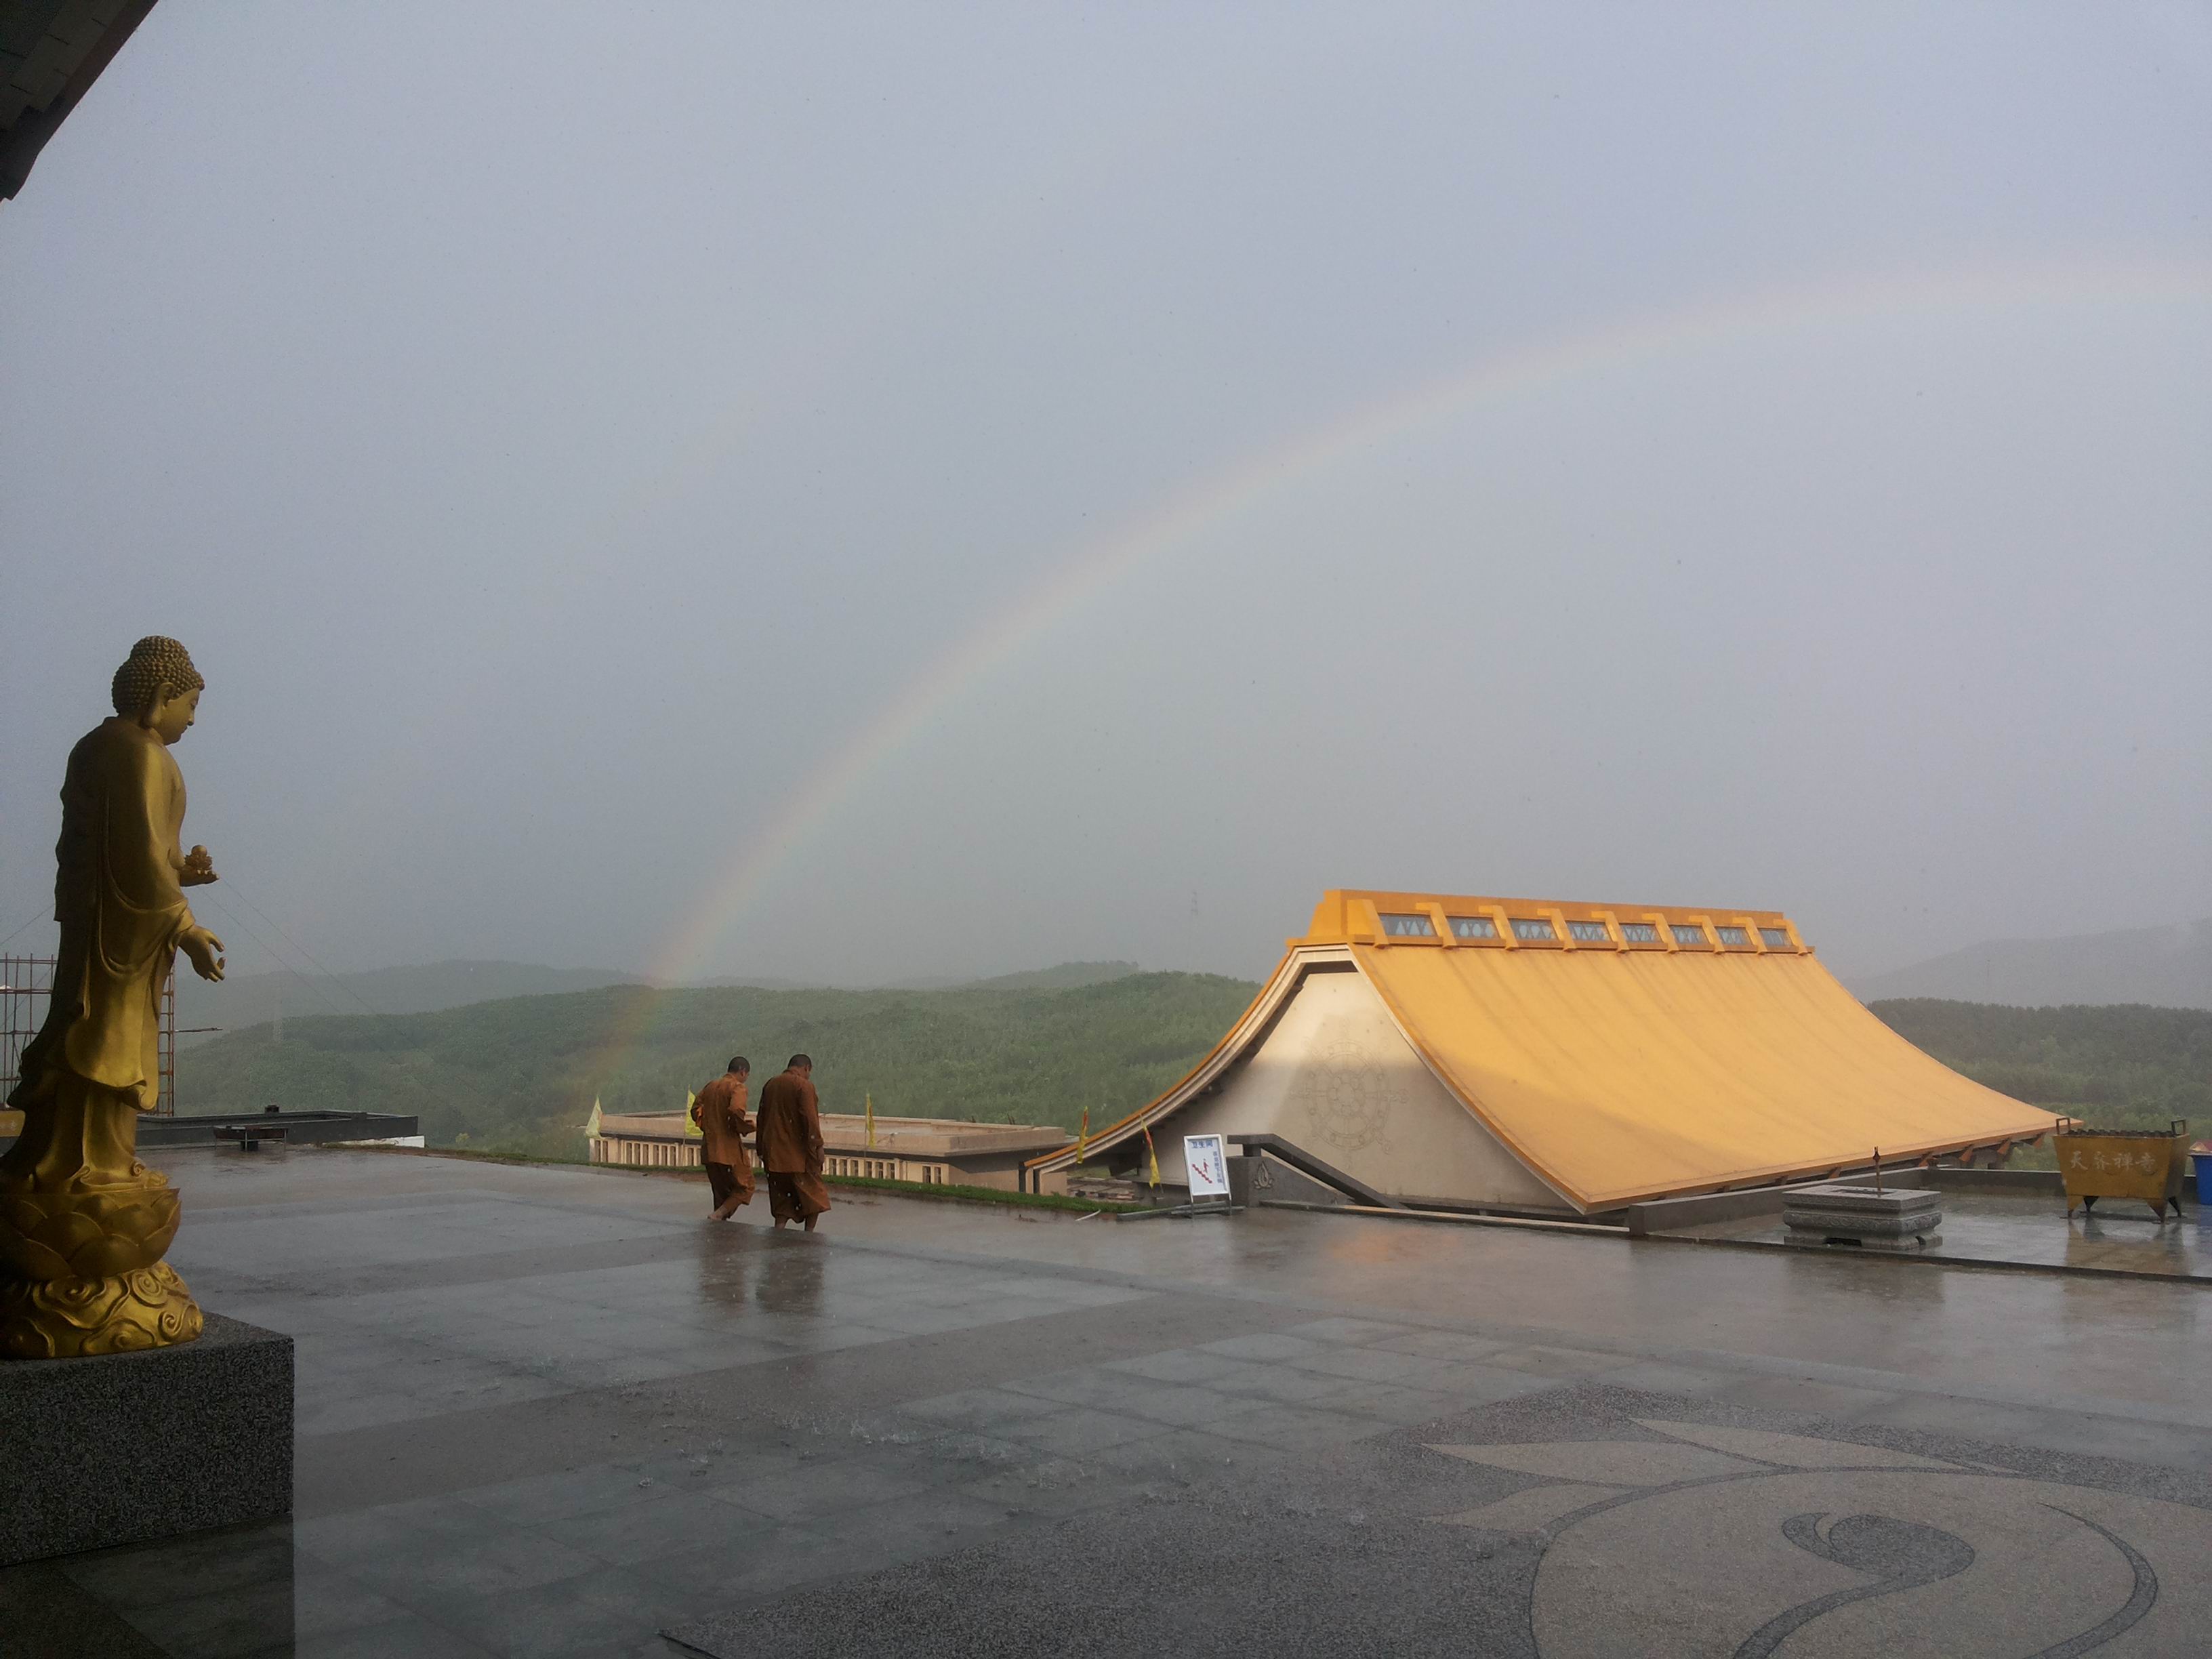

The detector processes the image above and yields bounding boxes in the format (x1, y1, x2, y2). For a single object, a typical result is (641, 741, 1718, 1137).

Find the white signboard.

(1184, 1133, 1231, 1199)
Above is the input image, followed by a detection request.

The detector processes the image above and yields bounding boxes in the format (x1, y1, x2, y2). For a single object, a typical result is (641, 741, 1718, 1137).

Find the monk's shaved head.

(787, 1053, 812, 1071)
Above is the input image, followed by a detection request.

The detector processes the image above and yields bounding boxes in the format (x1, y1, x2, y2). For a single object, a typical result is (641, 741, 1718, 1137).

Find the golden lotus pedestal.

(0, 1132, 290, 1567)
(0, 1175, 206, 1359)
(1, 1071, 208, 1358)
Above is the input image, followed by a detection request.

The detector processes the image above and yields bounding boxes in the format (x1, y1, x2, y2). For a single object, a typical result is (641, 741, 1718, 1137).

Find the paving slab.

(670, 1382, 2212, 1658)
(11, 1145, 2211, 1657)
(1668, 1189, 2212, 1280)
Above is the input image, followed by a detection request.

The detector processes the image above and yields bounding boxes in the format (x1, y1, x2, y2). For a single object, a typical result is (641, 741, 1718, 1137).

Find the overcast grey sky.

(3, 2, 2207, 989)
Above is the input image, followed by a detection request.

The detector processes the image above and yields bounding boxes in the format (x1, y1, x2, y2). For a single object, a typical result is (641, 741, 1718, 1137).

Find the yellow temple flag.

(865, 1092, 876, 1149)
(683, 1088, 702, 1138)
(1143, 1124, 1160, 1189)
(583, 1097, 602, 1138)
(1077, 1106, 1089, 1164)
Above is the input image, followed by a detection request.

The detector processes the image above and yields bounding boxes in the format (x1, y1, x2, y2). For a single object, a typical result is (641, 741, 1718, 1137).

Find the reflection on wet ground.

(3, 1148, 2208, 1656)
(1673, 1190, 2211, 1279)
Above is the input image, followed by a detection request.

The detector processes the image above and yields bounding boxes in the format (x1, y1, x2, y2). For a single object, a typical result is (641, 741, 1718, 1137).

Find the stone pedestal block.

(0, 1312, 292, 1566)
(1783, 1183, 1943, 1252)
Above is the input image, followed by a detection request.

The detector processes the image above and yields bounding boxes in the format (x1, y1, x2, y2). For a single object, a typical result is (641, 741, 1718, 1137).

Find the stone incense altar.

(1782, 1180, 1944, 1252)
(1, 636, 227, 1359)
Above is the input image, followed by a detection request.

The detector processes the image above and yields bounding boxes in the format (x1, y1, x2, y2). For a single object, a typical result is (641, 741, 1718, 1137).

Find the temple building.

(592, 1110, 1068, 1190)
(1024, 889, 2057, 1216)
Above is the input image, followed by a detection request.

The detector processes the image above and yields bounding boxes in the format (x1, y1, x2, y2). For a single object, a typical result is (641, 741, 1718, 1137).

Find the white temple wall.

(1149, 965, 1565, 1210)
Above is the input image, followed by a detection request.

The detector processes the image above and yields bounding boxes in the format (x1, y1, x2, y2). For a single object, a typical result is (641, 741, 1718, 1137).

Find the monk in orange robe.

(754, 1054, 829, 1231)
(691, 1056, 754, 1220)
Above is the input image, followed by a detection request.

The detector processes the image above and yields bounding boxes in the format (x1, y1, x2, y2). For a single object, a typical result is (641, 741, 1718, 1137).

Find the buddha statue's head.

(112, 636, 205, 745)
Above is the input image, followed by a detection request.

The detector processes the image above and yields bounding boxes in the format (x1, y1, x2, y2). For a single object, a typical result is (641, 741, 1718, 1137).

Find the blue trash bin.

(2194, 1152, 2211, 1210)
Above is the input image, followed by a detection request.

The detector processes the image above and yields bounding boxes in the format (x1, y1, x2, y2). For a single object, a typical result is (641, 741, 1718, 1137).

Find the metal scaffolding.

(0, 956, 178, 1115)
(160, 970, 176, 1116)
(0, 954, 55, 1109)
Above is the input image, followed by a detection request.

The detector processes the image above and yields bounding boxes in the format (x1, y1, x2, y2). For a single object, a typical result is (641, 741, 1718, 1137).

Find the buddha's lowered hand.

(180, 924, 226, 983)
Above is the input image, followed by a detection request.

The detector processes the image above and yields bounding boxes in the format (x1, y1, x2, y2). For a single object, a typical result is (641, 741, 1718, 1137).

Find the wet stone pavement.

(4, 1147, 2210, 1658)
(1668, 1189, 2212, 1282)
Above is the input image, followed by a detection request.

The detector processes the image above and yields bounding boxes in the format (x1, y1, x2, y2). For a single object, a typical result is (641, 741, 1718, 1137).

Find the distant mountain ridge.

(175, 958, 1148, 1044)
(1853, 920, 2212, 1011)
(956, 961, 1143, 992)
(176, 960, 642, 1044)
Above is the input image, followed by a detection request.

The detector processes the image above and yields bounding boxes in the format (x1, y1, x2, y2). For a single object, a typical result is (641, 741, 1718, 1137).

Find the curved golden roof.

(1032, 890, 2055, 1210)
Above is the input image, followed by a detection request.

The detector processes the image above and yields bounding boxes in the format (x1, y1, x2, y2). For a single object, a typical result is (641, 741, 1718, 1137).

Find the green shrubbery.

(1870, 999, 2210, 1164)
(178, 972, 1260, 1159)
(180, 977, 2204, 1172)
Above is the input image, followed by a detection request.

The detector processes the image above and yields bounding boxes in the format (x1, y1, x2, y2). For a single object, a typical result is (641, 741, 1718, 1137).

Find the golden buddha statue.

(0, 637, 226, 1358)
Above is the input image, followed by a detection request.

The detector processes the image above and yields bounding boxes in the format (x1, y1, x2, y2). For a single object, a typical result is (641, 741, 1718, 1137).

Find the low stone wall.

(1918, 1166, 2062, 1196)
(1623, 1161, 2127, 1237)
(1228, 1152, 1347, 1209)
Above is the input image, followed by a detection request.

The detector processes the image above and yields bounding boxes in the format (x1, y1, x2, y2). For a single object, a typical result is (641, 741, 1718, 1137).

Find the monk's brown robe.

(755, 1070, 830, 1223)
(5, 718, 197, 1189)
(693, 1071, 754, 1210)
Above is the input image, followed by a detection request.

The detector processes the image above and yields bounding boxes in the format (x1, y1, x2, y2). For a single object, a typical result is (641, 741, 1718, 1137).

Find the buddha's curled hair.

(110, 636, 205, 716)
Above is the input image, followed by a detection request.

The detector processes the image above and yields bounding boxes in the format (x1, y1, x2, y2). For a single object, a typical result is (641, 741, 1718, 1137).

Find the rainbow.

(592, 256, 2209, 1086)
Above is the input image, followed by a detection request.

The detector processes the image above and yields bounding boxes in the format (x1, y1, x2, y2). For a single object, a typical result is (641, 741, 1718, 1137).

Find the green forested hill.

(174, 971, 1261, 1158)
(174, 981, 2203, 1167)
(1870, 999, 2210, 1144)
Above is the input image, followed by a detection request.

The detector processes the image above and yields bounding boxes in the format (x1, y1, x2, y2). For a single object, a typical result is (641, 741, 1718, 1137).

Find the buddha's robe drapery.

(7, 720, 197, 1187)
(756, 1071, 830, 1222)
(0, 671, 215, 1355)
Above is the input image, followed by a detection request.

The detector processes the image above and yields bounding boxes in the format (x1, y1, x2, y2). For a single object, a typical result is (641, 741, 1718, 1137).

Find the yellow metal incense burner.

(2055, 1118, 2189, 1223)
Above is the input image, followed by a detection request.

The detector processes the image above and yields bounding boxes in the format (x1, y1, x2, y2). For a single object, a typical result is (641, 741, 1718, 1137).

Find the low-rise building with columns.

(590, 1111, 1069, 1191)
